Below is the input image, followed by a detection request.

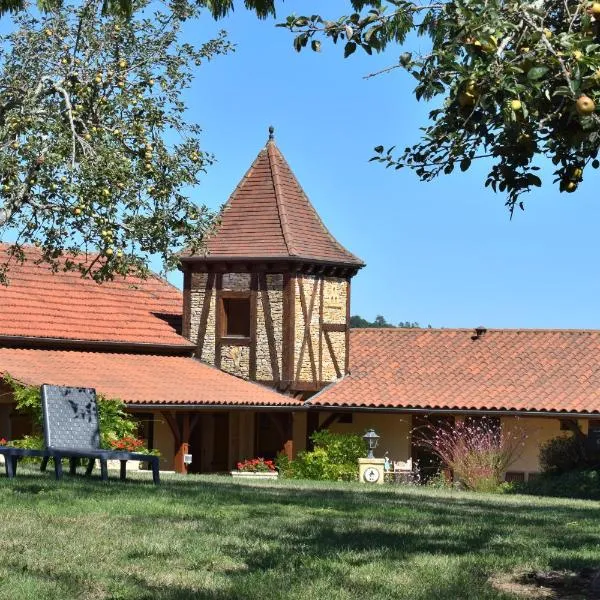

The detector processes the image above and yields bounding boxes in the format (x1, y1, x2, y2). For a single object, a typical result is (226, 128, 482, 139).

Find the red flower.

(236, 457, 277, 473)
(110, 436, 145, 452)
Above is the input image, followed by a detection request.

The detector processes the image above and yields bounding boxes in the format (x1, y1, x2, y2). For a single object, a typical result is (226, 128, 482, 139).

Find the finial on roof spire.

(268, 125, 275, 141)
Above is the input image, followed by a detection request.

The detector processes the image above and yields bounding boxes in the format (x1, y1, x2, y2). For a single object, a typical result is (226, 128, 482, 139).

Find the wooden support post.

(174, 442, 189, 475)
(283, 439, 294, 461)
(162, 411, 198, 475)
(173, 413, 191, 475)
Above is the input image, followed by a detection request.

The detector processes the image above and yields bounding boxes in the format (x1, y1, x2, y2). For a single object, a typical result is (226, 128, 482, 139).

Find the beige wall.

(292, 411, 307, 457)
(136, 409, 595, 476)
(502, 416, 588, 475)
(324, 412, 412, 462)
(229, 411, 255, 464)
(310, 412, 589, 477)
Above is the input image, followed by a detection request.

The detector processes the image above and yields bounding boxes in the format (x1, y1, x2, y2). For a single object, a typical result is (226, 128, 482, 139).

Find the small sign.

(183, 454, 193, 465)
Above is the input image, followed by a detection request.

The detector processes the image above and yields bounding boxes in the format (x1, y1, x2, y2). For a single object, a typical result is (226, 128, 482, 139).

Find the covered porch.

(129, 408, 305, 474)
(306, 408, 600, 481)
(0, 347, 302, 473)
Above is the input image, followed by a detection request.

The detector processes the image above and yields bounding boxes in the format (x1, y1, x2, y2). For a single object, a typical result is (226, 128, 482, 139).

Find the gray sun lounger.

(1, 385, 159, 484)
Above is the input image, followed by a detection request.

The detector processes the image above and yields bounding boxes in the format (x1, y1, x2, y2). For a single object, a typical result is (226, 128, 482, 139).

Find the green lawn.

(0, 471, 598, 600)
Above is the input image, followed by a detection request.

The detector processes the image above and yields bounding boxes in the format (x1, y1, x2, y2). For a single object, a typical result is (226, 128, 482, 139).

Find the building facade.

(0, 131, 599, 480)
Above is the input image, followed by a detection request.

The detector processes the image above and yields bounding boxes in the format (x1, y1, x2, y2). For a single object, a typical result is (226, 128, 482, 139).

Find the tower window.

(222, 297, 251, 338)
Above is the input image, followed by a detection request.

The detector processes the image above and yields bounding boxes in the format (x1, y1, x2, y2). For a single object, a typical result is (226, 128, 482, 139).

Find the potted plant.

(231, 457, 279, 480)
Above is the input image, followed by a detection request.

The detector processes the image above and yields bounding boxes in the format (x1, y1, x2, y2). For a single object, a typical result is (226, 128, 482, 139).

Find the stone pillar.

(358, 457, 386, 485)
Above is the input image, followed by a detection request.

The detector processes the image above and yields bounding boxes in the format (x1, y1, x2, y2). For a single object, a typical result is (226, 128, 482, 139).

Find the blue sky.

(4, 2, 600, 329)
(175, 2, 600, 329)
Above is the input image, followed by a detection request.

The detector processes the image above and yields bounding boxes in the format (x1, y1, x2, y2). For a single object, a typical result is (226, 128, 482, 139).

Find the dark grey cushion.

(41, 385, 101, 451)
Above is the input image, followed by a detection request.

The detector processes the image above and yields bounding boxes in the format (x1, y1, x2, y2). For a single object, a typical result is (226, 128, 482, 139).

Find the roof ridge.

(266, 140, 296, 256)
(267, 142, 364, 265)
(351, 327, 600, 334)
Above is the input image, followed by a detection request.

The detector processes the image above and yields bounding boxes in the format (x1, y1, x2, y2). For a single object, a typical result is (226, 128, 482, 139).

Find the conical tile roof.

(184, 136, 364, 267)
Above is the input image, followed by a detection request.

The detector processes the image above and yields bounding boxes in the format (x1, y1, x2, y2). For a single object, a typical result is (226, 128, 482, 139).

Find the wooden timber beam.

(161, 411, 202, 475)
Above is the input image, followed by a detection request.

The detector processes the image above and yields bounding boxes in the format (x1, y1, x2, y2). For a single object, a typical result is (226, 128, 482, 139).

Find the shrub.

(539, 435, 584, 474)
(511, 469, 600, 500)
(9, 434, 44, 451)
(425, 470, 453, 490)
(275, 451, 293, 477)
(413, 418, 527, 492)
(282, 430, 366, 481)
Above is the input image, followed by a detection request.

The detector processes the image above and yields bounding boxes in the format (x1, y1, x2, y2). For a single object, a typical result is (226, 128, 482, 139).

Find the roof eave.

(179, 254, 365, 269)
(126, 402, 306, 410)
(305, 404, 600, 418)
(0, 335, 195, 355)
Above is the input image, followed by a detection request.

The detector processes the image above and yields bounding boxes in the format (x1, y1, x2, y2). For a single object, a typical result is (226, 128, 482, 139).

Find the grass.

(0, 470, 598, 600)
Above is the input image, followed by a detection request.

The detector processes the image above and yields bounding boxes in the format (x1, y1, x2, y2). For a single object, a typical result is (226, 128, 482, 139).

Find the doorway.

(411, 414, 455, 482)
(188, 413, 230, 473)
(255, 413, 292, 460)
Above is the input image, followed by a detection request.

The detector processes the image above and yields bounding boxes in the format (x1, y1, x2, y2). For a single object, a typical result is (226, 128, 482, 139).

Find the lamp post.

(363, 429, 380, 459)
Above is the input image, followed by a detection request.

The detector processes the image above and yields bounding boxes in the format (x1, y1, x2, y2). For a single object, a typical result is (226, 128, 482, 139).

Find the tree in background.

(0, 0, 228, 282)
(350, 314, 421, 328)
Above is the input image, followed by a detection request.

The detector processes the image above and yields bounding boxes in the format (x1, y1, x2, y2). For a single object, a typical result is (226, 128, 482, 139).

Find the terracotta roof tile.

(310, 328, 600, 414)
(0, 349, 298, 406)
(0, 244, 191, 347)
(183, 140, 364, 266)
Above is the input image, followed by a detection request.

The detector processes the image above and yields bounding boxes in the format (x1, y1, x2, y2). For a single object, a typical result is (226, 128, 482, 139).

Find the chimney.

(473, 325, 487, 340)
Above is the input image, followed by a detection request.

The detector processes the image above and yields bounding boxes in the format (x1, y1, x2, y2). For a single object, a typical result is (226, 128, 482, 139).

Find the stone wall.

(187, 270, 284, 383)
(321, 330, 346, 382)
(187, 272, 217, 364)
(321, 277, 348, 382)
(322, 277, 347, 324)
(222, 273, 251, 291)
(186, 269, 349, 386)
(221, 345, 250, 378)
(256, 274, 283, 381)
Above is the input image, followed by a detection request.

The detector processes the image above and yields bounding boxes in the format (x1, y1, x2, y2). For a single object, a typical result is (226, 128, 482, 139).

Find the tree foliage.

(0, 0, 278, 19)
(0, 0, 228, 281)
(350, 314, 421, 328)
(281, 0, 600, 211)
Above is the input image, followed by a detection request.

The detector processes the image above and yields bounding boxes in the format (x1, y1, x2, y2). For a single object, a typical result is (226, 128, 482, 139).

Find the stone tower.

(181, 130, 364, 396)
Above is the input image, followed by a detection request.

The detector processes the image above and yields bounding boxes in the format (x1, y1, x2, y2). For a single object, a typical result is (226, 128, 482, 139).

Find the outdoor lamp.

(363, 429, 380, 459)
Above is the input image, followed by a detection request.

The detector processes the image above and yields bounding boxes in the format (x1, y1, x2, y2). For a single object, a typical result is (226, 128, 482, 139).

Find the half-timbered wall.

(185, 270, 285, 383)
(293, 275, 349, 388)
(184, 266, 350, 391)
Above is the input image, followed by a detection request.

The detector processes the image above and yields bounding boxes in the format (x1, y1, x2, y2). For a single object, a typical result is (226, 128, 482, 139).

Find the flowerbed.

(231, 458, 278, 479)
